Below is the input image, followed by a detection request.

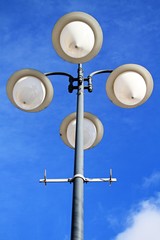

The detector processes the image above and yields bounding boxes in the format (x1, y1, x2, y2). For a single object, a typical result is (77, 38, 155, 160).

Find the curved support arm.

(45, 71, 74, 79)
(84, 69, 113, 93)
(45, 69, 113, 80)
(44, 69, 114, 93)
(89, 69, 113, 78)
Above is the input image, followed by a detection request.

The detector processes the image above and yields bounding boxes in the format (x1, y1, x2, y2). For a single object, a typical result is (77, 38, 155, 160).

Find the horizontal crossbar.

(39, 174, 117, 185)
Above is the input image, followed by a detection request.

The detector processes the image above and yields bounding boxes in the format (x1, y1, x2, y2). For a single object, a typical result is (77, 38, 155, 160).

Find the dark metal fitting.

(68, 84, 74, 93)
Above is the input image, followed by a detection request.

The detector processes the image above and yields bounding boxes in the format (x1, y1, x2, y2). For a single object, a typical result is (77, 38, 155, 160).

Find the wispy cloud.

(113, 194, 160, 240)
(142, 172, 160, 188)
(106, 214, 119, 229)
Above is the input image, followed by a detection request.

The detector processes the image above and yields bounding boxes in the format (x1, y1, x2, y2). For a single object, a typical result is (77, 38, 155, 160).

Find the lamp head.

(60, 112, 104, 150)
(52, 12, 103, 63)
(6, 69, 53, 112)
(106, 64, 153, 108)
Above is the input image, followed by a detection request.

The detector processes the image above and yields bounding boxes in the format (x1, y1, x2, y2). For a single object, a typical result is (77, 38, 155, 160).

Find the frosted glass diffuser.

(7, 69, 53, 112)
(60, 112, 104, 150)
(52, 12, 103, 63)
(106, 64, 153, 108)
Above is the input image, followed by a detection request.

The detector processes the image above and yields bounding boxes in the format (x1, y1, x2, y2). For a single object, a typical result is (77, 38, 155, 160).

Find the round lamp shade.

(52, 12, 103, 63)
(7, 69, 53, 112)
(60, 112, 104, 150)
(106, 64, 153, 108)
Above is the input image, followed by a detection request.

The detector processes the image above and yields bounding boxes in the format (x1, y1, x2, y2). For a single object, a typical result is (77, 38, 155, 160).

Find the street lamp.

(52, 11, 103, 63)
(6, 11, 153, 240)
(60, 112, 104, 150)
(7, 69, 54, 112)
(106, 64, 153, 108)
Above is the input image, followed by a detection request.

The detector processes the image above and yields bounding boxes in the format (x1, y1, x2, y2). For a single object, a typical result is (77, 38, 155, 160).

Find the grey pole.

(71, 63, 84, 240)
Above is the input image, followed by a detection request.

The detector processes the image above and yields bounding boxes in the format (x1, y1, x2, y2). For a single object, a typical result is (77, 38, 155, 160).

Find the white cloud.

(143, 172, 160, 188)
(113, 194, 160, 240)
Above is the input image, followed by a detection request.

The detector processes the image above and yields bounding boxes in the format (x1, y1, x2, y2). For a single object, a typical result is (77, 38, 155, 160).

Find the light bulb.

(60, 21, 95, 59)
(52, 12, 103, 63)
(114, 71, 147, 106)
(67, 118, 97, 150)
(13, 76, 46, 111)
(60, 112, 104, 150)
(7, 69, 54, 112)
(106, 64, 154, 108)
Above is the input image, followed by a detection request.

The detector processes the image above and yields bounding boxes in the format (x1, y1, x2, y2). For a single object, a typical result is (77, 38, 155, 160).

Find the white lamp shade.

(7, 69, 53, 112)
(106, 64, 153, 108)
(60, 112, 104, 150)
(52, 12, 103, 63)
(60, 21, 95, 59)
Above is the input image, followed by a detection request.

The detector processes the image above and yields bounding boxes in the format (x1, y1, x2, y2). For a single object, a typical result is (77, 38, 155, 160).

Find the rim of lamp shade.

(106, 64, 154, 108)
(60, 112, 104, 150)
(6, 68, 54, 112)
(52, 12, 103, 63)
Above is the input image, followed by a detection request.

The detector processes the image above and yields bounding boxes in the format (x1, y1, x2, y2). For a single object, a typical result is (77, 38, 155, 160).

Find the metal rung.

(84, 178, 117, 183)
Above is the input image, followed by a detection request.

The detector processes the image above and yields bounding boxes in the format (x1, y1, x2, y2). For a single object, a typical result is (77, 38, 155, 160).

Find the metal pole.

(71, 64, 84, 240)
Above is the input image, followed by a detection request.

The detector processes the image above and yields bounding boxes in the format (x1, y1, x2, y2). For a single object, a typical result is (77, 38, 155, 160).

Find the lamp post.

(6, 12, 153, 240)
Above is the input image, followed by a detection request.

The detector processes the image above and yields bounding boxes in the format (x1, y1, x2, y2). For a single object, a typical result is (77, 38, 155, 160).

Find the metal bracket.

(68, 77, 93, 93)
(68, 174, 86, 183)
(39, 169, 117, 186)
(68, 77, 78, 93)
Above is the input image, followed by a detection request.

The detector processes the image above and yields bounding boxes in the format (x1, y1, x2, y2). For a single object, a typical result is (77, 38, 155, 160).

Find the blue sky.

(0, 0, 160, 239)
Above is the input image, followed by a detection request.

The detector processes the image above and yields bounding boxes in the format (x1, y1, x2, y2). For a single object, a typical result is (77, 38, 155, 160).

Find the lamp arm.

(84, 69, 113, 93)
(44, 71, 77, 93)
(44, 71, 74, 79)
(88, 69, 113, 78)
(44, 69, 113, 93)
